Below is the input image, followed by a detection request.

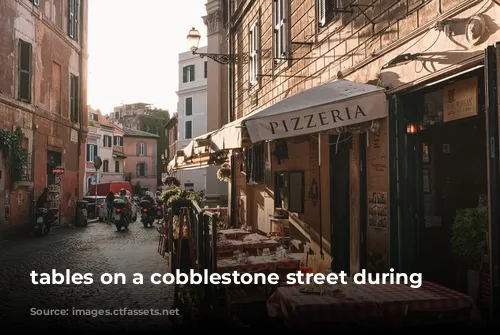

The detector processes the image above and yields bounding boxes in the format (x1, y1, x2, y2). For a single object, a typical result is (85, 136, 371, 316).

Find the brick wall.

(232, 0, 469, 118)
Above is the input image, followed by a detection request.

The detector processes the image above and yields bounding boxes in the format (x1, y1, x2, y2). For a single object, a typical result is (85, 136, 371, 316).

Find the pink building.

(122, 127, 159, 193)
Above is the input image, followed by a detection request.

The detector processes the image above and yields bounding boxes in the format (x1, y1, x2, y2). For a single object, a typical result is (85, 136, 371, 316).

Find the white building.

(84, 107, 126, 195)
(175, 46, 227, 198)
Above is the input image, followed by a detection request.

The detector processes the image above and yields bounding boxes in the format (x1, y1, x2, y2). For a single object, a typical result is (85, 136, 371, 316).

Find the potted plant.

(217, 163, 231, 182)
(451, 206, 488, 300)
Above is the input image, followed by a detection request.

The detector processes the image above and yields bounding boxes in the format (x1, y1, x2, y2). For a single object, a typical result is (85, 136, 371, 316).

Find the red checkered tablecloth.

(217, 254, 301, 273)
(267, 281, 473, 328)
(217, 239, 279, 252)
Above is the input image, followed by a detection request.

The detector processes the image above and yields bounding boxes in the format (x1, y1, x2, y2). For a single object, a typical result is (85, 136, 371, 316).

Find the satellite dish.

(94, 156, 102, 171)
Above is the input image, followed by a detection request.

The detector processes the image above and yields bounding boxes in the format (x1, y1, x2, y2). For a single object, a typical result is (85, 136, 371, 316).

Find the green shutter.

(144, 143, 148, 156)
(136, 142, 140, 155)
(182, 67, 187, 83)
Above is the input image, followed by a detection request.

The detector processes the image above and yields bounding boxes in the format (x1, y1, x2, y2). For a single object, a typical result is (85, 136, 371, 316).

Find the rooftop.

(122, 127, 159, 138)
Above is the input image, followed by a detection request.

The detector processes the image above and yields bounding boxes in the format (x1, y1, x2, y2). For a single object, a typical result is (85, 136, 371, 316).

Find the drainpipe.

(227, 0, 237, 226)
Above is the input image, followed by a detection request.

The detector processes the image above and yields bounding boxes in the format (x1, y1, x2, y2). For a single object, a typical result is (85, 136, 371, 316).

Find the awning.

(244, 79, 387, 143)
(167, 153, 211, 172)
(209, 113, 255, 151)
(182, 130, 218, 158)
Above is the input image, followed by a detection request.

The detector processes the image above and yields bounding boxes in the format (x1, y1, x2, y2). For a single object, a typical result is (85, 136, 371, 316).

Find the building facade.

(112, 103, 170, 186)
(175, 0, 500, 311)
(84, 108, 126, 194)
(165, 114, 178, 161)
(176, 47, 227, 198)
(122, 127, 159, 193)
(0, 0, 88, 233)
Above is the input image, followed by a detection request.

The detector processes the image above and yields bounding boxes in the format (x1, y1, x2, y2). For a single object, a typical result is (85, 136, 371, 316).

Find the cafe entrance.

(392, 69, 488, 290)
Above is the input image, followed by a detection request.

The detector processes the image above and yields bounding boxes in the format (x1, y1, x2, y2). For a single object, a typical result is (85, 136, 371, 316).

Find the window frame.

(103, 160, 109, 172)
(115, 160, 120, 173)
(182, 64, 195, 83)
(86, 144, 98, 163)
(137, 163, 147, 177)
(139, 142, 146, 156)
(273, 0, 288, 62)
(318, 0, 342, 28)
(68, 0, 79, 41)
(113, 135, 123, 146)
(249, 21, 260, 86)
(70, 74, 79, 123)
(184, 120, 193, 140)
(185, 96, 193, 116)
(245, 144, 265, 184)
(18, 39, 32, 103)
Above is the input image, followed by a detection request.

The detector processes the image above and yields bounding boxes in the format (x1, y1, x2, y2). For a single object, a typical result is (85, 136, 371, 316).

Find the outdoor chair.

(224, 267, 269, 322)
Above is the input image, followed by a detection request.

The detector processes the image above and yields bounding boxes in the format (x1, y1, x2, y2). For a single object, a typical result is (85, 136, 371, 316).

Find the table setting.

(217, 247, 302, 273)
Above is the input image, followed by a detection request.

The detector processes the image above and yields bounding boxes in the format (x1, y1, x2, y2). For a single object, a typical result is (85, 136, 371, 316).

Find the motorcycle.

(34, 208, 53, 236)
(112, 198, 129, 231)
(139, 199, 154, 228)
(155, 199, 164, 223)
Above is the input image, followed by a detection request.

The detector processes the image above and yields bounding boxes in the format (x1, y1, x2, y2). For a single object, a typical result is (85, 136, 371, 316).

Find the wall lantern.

(187, 27, 238, 65)
(406, 123, 418, 134)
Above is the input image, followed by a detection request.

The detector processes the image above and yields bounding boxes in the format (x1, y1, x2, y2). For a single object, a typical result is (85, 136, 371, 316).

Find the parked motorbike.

(34, 208, 53, 236)
(112, 198, 129, 231)
(139, 199, 154, 228)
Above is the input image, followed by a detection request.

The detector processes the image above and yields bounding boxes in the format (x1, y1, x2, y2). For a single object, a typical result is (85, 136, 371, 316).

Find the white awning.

(244, 79, 387, 143)
(210, 114, 255, 150)
(182, 130, 218, 159)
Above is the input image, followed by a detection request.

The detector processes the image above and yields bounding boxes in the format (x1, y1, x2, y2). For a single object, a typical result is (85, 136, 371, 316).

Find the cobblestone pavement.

(0, 221, 174, 330)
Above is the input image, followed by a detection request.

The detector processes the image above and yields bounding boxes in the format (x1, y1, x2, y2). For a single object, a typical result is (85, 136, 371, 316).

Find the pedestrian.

(105, 191, 114, 223)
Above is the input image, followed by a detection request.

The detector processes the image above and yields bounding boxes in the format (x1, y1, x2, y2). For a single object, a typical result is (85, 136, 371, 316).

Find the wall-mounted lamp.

(406, 123, 418, 134)
(187, 27, 238, 65)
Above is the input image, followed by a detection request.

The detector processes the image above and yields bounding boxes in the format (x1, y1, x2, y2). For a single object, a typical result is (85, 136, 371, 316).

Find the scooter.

(112, 198, 129, 231)
(155, 200, 164, 223)
(139, 199, 154, 228)
(34, 208, 53, 236)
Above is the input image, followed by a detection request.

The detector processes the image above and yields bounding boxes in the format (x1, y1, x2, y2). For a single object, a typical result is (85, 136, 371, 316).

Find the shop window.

(274, 171, 305, 213)
(423, 90, 444, 126)
(245, 144, 264, 184)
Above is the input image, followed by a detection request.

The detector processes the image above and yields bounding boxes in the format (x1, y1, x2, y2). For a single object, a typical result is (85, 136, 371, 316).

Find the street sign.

(52, 166, 65, 174)
(94, 156, 102, 171)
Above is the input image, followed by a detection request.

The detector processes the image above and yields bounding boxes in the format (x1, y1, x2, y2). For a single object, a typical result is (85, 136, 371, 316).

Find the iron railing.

(21, 153, 33, 181)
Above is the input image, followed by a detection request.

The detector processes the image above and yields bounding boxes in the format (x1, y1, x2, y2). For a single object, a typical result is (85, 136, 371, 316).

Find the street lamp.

(186, 27, 238, 65)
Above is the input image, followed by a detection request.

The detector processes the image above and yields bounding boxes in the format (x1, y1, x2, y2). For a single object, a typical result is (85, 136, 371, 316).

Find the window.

(18, 39, 32, 103)
(113, 135, 123, 146)
(182, 65, 195, 83)
(103, 160, 109, 172)
(249, 22, 260, 85)
(137, 163, 147, 177)
(89, 113, 98, 121)
(32, 0, 40, 6)
(138, 142, 147, 156)
(103, 135, 112, 147)
(245, 144, 265, 183)
(185, 97, 193, 116)
(68, 0, 79, 41)
(318, 0, 342, 28)
(86, 144, 98, 162)
(115, 160, 120, 173)
(185, 121, 193, 139)
(204, 61, 207, 78)
(70, 74, 79, 123)
(273, 0, 287, 60)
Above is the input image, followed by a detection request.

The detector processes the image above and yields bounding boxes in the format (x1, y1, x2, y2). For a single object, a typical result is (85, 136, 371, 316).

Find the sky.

(87, 0, 208, 115)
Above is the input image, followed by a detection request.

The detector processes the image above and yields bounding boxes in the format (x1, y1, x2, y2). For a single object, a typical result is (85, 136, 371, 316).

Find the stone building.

(122, 127, 159, 193)
(0, 0, 88, 233)
(175, 0, 500, 313)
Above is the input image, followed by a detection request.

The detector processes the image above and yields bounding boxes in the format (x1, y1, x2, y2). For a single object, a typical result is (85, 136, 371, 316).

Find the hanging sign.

(443, 76, 478, 122)
(52, 166, 65, 174)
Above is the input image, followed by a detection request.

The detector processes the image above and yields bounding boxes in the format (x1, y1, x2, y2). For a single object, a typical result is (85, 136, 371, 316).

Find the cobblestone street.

(0, 221, 173, 330)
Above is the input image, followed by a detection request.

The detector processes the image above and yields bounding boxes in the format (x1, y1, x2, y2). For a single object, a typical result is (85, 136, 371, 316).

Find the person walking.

(105, 191, 115, 224)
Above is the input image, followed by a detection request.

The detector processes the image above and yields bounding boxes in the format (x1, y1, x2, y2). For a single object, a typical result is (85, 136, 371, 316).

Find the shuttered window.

(249, 22, 259, 85)
(318, 0, 342, 28)
(137, 142, 147, 156)
(68, 0, 79, 41)
(70, 74, 79, 122)
(103, 135, 112, 147)
(185, 121, 193, 139)
(273, 0, 287, 60)
(185, 97, 193, 116)
(204, 61, 207, 78)
(182, 65, 195, 83)
(103, 160, 109, 172)
(18, 39, 32, 103)
(115, 161, 120, 173)
(86, 144, 98, 162)
(113, 136, 123, 146)
(137, 163, 147, 177)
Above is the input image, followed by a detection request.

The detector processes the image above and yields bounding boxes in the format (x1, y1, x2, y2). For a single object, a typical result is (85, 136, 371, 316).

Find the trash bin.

(75, 200, 88, 226)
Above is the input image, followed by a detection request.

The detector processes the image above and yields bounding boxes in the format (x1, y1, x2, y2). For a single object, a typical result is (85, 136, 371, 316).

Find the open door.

(330, 134, 351, 275)
(485, 44, 500, 319)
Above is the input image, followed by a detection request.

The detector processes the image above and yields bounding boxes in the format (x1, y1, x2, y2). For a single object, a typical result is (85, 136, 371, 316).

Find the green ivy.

(161, 186, 204, 206)
(0, 127, 29, 187)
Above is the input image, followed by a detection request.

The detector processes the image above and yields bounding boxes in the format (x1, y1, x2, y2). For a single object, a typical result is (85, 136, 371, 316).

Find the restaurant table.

(267, 281, 474, 328)
(217, 253, 302, 273)
(217, 238, 280, 253)
(218, 229, 251, 240)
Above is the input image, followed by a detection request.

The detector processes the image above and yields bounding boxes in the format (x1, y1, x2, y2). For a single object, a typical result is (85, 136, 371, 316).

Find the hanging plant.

(217, 163, 231, 182)
(0, 127, 28, 187)
(164, 176, 181, 187)
(211, 151, 228, 165)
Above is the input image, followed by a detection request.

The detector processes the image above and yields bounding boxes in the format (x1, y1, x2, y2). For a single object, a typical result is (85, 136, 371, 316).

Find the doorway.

(329, 134, 351, 275)
(416, 115, 487, 287)
(47, 151, 62, 186)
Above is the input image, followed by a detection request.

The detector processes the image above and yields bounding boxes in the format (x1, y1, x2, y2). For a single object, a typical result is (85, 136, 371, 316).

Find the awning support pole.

(318, 135, 324, 259)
